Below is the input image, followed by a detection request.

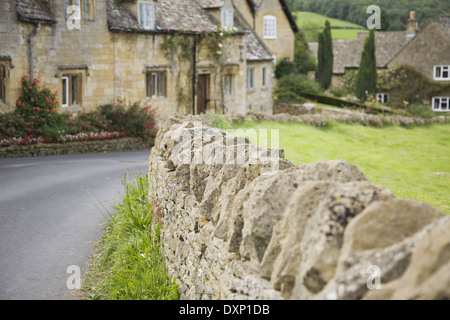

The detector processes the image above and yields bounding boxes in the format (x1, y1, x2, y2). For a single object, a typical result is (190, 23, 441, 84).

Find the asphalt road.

(0, 151, 150, 300)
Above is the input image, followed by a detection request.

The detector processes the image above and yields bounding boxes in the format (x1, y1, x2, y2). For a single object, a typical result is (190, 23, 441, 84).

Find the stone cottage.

(308, 12, 450, 110)
(0, 0, 300, 117)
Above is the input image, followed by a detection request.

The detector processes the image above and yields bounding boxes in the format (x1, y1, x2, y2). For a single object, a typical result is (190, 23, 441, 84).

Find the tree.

(315, 20, 333, 89)
(355, 29, 377, 101)
(380, 8, 390, 31)
(294, 33, 316, 74)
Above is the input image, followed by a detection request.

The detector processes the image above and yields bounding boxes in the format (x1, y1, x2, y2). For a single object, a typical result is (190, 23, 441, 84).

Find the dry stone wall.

(148, 114, 450, 300)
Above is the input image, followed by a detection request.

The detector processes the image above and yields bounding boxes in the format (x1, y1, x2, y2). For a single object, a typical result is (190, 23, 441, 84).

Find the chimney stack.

(407, 10, 418, 37)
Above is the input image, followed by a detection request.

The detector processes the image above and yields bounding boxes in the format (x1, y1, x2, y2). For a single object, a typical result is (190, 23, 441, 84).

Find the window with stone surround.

(262, 67, 267, 88)
(0, 63, 9, 104)
(434, 65, 450, 81)
(61, 74, 82, 107)
(263, 15, 277, 39)
(247, 67, 255, 91)
(146, 71, 167, 98)
(223, 74, 233, 96)
(138, 1, 155, 30)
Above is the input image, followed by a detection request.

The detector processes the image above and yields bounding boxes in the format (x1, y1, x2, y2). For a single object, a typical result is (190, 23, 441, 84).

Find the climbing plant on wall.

(160, 26, 237, 113)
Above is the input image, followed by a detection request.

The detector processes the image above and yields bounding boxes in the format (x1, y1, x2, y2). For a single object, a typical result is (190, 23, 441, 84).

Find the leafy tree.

(355, 29, 377, 100)
(315, 20, 333, 89)
(294, 33, 316, 74)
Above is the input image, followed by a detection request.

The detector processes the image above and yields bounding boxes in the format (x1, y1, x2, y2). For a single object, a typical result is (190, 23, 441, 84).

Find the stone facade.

(0, 0, 300, 117)
(148, 114, 450, 300)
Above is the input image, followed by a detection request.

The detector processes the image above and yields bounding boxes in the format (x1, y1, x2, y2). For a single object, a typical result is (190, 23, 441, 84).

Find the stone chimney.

(406, 11, 419, 37)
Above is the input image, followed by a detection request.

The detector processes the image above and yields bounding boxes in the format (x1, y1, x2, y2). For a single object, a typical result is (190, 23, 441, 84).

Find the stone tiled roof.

(310, 31, 414, 74)
(107, 0, 273, 61)
(16, 0, 56, 24)
(434, 17, 450, 40)
(107, 0, 221, 33)
(201, 0, 225, 8)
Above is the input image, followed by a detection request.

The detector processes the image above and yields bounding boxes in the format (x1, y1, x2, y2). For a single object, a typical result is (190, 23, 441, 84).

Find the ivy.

(160, 26, 237, 112)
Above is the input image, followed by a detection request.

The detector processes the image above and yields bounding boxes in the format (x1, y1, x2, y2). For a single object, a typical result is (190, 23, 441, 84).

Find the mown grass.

(80, 174, 179, 300)
(294, 11, 367, 41)
(230, 121, 450, 214)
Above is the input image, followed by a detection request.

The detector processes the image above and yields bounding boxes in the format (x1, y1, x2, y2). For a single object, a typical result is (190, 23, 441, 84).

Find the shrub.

(98, 101, 158, 143)
(406, 104, 439, 119)
(1, 76, 158, 147)
(274, 59, 297, 79)
(275, 73, 323, 104)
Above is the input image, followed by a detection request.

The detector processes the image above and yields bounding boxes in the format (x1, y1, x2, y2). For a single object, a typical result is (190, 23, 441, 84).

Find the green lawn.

(295, 11, 367, 41)
(231, 121, 450, 214)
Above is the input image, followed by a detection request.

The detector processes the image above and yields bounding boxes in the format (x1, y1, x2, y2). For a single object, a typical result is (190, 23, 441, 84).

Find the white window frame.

(434, 65, 450, 81)
(138, 1, 155, 30)
(376, 93, 388, 103)
(62, 76, 69, 107)
(146, 71, 167, 98)
(432, 97, 450, 111)
(263, 15, 277, 39)
(247, 67, 255, 91)
(221, 8, 234, 28)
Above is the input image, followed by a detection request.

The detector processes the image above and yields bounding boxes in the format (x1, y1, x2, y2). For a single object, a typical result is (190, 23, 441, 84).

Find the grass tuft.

(80, 174, 179, 300)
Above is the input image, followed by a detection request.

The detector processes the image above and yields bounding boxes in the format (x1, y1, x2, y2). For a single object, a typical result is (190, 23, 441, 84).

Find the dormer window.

(221, 8, 234, 28)
(138, 1, 155, 30)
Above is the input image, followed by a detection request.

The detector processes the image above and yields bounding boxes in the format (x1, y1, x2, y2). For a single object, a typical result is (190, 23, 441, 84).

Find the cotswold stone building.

(0, 0, 300, 117)
(309, 12, 450, 111)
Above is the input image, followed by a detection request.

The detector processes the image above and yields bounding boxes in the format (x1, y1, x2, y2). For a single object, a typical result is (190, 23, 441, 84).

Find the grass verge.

(231, 121, 450, 214)
(79, 174, 179, 300)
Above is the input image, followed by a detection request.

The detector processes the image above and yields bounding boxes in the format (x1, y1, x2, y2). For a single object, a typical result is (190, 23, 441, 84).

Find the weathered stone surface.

(363, 216, 450, 300)
(313, 198, 443, 300)
(148, 114, 449, 300)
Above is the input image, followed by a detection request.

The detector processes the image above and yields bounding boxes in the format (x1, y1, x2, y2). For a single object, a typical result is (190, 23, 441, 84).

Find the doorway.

(197, 74, 210, 114)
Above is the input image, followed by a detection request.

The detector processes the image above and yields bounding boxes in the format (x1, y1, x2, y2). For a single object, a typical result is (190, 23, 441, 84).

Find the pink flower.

(48, 114, 52, 117)
(36, 107, 40, 112)
(28, 86, 32, 90)
(33, 79, 38, 83)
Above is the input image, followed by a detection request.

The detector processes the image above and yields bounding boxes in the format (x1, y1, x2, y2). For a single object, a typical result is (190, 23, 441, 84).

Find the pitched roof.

(107, 0, 221, 33)
(16, 0, 56, 24)
(246, 0, 299, 33)
(310, 31, 414, 74)
(107, 0, 272, 61)
(433, 16, 450, 40)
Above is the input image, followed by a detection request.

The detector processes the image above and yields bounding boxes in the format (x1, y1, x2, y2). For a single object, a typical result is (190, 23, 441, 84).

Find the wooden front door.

(197, 74, 210, 114)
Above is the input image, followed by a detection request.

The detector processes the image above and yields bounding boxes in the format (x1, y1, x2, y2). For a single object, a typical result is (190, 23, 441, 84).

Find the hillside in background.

(288, 0, 449, 31)
(294, 11, 368, 41)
